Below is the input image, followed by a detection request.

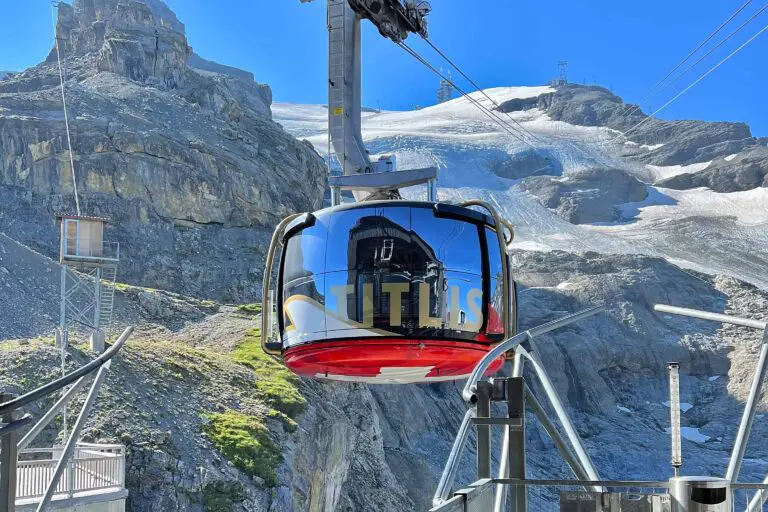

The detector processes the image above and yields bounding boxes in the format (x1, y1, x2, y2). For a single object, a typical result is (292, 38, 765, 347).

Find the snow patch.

(724, 154, 738, 162)
(647, 161, 712, 182)
(556, 281, 572, 290)
(616, 405, 632, 413)
(663, 401, 693, 412)
(708, 375, 721, 382)
(666, 427, 710, 443)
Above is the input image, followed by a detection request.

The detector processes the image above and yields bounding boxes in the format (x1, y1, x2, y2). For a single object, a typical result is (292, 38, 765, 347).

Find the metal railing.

(0, 327, 133, 512)
(62, 241, 120, 263)
(16, 444, 124, 500)
(433, 479, 768, 511)
(434, 306, 606, 508)
(431, 304, 768, 512)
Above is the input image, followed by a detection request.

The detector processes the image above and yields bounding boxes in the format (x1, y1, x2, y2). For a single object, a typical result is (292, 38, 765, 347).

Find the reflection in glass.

(282, 218, 329, 284)
(281, 204, 499, 347)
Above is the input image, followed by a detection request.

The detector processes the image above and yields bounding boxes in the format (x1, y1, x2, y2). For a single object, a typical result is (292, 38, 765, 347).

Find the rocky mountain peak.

(48, 0, 190, 89)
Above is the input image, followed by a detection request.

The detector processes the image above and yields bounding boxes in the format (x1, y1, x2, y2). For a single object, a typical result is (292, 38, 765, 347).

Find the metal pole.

(517, 346, 603, 489)
(432, 409, 476, 507)
(59, 266, 68, 438)
(507, 377, 526, 512)
(524, 384, 591, 482)
(476, 382, 492, 480)
(17, 376, 89, 452)
(747, 474, 768, 512)
(654, 304, 767, 330)
(668, 363, 683, 477)
(0, 393, 18, 512)
(655, 304, 768, 484)
(495, 353, 525, 512)
(36, 362, 111, 512)
(727, 328, 768, 483)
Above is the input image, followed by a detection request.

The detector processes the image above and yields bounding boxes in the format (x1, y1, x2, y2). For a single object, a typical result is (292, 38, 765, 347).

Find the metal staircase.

(98, 264, 117, 332)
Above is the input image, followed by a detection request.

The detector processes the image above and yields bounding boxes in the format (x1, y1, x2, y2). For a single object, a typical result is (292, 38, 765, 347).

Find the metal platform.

(430, 305, 768, 512)
(329, 166, 438, 191)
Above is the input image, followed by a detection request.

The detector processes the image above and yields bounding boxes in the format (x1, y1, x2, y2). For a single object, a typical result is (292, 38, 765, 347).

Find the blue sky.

(2, 0, 767, 136)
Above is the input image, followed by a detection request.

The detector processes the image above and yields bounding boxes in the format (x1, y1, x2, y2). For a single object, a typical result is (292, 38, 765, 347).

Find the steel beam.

(1, 393, 18, 512)
(506, 378, 526, 512)
(495, 354, 526, 512)
(524, 384, 591, 483)
(328, 166, 438, 191)
(654, 304, 767, 330)
(432, 409, 476, 507)
(36, 362, 111, 512)
(727, 327, 768, 483)
(476, 382, 492, 480)
(17, 376, 90, 452)
(655, 304, 768, 484)
(517, 346, 603, 490)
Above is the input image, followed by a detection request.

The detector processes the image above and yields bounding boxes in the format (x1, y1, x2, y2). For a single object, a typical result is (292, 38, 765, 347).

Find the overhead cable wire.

(390, 6, 543, 147)
(625, 21, 768, 137)
(643, 2, 768, 107)
(419, 36, 544, 145)
(620, 0, 756, 119)
(396, 41, 538, 149)
(51, 1, 80, 216)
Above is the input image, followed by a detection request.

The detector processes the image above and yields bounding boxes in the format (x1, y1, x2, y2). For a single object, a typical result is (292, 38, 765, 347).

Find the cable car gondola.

(262, 200, 518, 384)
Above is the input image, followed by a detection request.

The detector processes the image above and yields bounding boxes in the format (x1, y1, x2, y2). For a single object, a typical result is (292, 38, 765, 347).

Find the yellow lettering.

(419, 282, 442, 328)
(449, 286, 460, 329)
(362, 283, 373, 328)
(465, 288, 483, 331)
(383, 282, 409, 327)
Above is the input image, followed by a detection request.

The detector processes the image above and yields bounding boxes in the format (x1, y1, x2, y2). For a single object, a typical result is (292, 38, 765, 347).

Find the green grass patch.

(232, 328, 306, 418)
(202, 480, 247, 512)
(235, 303, 262, 314)
(202, 411, 282, 487)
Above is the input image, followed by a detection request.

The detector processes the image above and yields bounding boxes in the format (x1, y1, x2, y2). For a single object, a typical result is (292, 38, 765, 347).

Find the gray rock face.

(658, 145, 768, 192)
(520, 167, 648, 224)
(0, 0, 327, 301)
(4, 232, 768, 510)
(498, 85, 761, 170)
(487, 149, 562, 179)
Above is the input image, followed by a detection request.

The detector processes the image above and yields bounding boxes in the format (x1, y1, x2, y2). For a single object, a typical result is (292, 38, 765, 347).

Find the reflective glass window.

(282, 276, 326, 345)
(325, 206, 411, 273)
(486, 227, 504, 282)
(411, 208, 482, 275)
(282, 218, 328, 285)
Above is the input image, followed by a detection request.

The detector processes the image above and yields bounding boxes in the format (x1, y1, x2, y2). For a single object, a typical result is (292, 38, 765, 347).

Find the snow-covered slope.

(273, 86, 768, 290)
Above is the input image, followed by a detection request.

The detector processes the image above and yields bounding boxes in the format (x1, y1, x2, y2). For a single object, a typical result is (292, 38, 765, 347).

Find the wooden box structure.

(57, 214, 119, 266)
(55, 214, 120, 352)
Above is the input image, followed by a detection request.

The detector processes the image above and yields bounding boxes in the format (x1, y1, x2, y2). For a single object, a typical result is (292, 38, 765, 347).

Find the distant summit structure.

(436, 72, 453, 103)
(550, 60, 568, 86)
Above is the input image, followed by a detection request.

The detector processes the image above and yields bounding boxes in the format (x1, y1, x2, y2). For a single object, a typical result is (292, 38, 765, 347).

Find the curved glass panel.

(281, 205, 500, 348)
(282, 218, 329, 284)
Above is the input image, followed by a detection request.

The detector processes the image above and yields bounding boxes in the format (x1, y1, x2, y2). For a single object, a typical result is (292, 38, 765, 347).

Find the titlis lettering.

(330, 283, 483, 330)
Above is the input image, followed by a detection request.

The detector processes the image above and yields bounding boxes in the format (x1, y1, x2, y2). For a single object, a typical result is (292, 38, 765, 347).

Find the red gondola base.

(283, 338, 505, 384)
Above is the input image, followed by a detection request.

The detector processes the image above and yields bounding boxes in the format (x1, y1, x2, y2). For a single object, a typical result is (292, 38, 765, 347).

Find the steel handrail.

(0, 326, 133, 418)
(462, 306, 605, 402)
